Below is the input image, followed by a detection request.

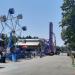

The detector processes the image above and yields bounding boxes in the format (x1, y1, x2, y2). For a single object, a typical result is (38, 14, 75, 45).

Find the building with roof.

(15, 38, 45, 52)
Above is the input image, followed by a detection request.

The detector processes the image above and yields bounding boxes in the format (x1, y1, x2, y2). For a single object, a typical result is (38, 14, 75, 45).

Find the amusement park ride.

(0, 8, 56, 56)
(49, 22, 56, 55)
(44, 22, 56, 55)
(0, 8, 27, 49)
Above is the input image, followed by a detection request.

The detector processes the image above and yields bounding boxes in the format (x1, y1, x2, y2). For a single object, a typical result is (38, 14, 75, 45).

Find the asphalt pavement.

(0, 54, 75, 75)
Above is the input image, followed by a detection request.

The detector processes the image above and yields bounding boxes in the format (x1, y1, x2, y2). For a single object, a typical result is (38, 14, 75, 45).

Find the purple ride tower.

(49, 22, 54, 54)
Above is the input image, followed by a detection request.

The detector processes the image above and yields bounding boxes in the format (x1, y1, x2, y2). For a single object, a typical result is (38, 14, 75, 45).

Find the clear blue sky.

(0, 0, 64, 46)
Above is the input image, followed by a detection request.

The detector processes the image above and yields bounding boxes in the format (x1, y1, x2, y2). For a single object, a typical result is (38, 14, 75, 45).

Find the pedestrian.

(1, 51, 6, 63)
(0, 46, 6, 63)
(0, 50, 2, 62)
(71, 53, 74, 65)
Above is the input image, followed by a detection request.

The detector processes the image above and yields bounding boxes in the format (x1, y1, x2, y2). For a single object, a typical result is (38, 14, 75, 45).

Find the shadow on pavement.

(0, 67, 5, 69)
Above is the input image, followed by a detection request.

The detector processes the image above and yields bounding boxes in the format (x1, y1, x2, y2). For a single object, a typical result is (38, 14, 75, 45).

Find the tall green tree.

(60, 0, 75, 49)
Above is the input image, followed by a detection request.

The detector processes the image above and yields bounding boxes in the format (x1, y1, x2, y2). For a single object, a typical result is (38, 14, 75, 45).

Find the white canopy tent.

(15, 42, 40, 46)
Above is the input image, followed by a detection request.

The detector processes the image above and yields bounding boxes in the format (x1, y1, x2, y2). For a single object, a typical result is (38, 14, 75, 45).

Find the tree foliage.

(60, 0, 75, 49)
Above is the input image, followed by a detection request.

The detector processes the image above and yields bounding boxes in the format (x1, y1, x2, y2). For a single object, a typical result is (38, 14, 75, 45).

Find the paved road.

(0, 55, 75, 75)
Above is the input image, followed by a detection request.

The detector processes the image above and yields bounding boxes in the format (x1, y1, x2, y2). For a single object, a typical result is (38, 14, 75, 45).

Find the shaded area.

(0, 67, 5, 69)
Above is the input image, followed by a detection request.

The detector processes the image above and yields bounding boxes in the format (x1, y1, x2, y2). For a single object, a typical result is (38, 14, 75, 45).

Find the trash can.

(1, 56, 6, 63)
